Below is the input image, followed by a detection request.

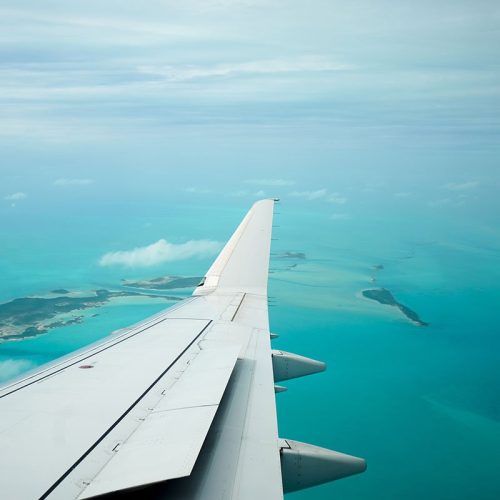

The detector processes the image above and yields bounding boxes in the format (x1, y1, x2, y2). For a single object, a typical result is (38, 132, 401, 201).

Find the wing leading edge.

(0, 199, 365, 500)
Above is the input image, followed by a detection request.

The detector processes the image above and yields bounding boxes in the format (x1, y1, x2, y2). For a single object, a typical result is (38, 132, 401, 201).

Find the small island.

(122, 275, 202, 290)
(362, 288, 429, 327)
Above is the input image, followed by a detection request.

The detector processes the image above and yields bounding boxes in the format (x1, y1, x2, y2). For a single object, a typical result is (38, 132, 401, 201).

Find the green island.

(362, 288, 429, 327)
(121, 275, 203, 290)
(0, 288, 181, 341)
(0, 274, 205, 342)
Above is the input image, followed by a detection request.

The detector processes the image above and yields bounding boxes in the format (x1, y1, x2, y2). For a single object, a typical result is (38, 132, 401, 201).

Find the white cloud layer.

(99, 238, 222, 267)
(54, 178, 93, 186)
(0, 2, 497, 148)
(4, 192, 27, 201)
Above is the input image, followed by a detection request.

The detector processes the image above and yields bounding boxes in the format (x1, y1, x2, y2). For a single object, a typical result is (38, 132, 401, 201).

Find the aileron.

(79, 345, 240, 498)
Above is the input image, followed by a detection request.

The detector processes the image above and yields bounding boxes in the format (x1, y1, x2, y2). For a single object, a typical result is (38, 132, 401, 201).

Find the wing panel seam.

(230, 293, 247, 322)
(0, 316, 207, 399)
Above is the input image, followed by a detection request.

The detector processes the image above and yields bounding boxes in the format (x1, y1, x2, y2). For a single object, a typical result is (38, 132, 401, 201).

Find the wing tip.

(193, 200, 275, 296)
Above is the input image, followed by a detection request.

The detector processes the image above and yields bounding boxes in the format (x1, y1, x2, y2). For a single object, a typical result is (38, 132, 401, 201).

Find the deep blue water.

(1, 199, 499, 499)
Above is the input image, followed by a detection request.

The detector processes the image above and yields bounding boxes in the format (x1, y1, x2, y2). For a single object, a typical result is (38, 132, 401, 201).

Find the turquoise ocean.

(1, 197, 499, 499)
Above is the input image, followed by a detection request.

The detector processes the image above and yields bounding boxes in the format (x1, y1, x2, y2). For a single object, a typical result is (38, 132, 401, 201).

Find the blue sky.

(1, 0, 499, 220)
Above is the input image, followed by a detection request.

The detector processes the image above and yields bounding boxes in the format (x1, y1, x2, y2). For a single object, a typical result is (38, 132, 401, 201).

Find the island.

(121, 275, 203, 290)
(0, 289, 181, 341)
(0, 274, 208, 342)
(362, 288, 429, 326)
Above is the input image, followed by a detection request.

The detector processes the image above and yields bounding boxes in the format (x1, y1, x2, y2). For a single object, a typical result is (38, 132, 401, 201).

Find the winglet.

(193, 200, 275, 296)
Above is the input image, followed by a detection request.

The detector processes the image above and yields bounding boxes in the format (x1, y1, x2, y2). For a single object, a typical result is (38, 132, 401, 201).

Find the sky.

(1, 0, 499, 207)
(0, 1, 499, 274)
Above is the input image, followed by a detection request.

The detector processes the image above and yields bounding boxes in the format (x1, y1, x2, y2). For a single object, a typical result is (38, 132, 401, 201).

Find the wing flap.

(80, 344, 239, 498)
(0, 318, 212, 499)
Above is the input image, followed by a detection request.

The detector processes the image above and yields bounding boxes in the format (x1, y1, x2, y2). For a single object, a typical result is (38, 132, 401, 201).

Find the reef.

(277, 251, 306, 260)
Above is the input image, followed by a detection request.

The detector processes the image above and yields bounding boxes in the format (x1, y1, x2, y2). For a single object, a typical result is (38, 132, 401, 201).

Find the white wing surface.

(0, 199, 365, 499)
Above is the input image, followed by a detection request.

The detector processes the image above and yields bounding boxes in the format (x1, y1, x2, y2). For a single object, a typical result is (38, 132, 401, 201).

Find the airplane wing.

(0, 199, 365, 499)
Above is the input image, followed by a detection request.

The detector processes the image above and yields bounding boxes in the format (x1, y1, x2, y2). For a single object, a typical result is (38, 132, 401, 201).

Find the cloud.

(99, 238, 222, 267)
(289, 189, 327, 200)
(245, 178, 295, 187)
(4, 192, 27, 201)
(394, 191, 413, 198)
(0, 2, 498, 149)
(54, 178, 93, 186)
(254, 190, 266, 197)
(0, 359, 34, 383)
(445, 180, 480, 191)
(327, 193, 347, 204)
